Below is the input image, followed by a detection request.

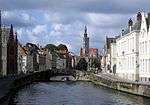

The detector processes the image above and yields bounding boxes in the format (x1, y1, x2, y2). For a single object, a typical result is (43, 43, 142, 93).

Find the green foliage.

(76, 58, 88, 71)
(57, 44, 68, 51)
(45, 44, 58, 52)
(91, 58, 100, 68)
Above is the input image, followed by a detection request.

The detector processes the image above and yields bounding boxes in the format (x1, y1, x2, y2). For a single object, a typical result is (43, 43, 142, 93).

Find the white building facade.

(56, 57, 66, 69)
(139, 12, 150, 82)
(110, 42, 117, 74)
(45, 50, 52, 70)
(116, 30, 139, 81)
(116, 11, 150, 82)
(116, 12, 142, 81)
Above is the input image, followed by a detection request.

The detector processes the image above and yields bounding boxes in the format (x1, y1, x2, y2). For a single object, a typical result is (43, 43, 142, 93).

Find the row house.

(69, 52, 79, 69)
(39, 51, 46, 71)
(26, 43, 40, 73)
(57, 44, 68, 69)
(102, 37, 116, 73)
(56, 54, 66, 69)
(39, 48, 52, 71)
(110, 42, 117, 74)
(44, 49, 52, 70)
(100, 46, 106, 71)
(18, 43, 27, 74)
(138, 12, 150, 82)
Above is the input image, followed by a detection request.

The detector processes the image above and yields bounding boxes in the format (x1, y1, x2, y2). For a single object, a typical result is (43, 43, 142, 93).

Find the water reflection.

(12, 82, 150, 105)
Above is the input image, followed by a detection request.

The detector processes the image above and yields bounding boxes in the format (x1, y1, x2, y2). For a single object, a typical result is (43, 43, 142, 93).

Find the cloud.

(32, 25, 47, 35)
(2, 10, 36, 27)
(86, 13, 133, 28)
(0, 0, 150, 14)
(1, 0, 149, 54)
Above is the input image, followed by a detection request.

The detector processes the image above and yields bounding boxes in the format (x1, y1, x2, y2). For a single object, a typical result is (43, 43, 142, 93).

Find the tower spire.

(9, 24, 14, 39)
(0, 10, 1, 28)
(84, 26, 87, 37)
(0, 10, 1, 72)
(83, 25, 89, 57)
(85, 26, 87, 34)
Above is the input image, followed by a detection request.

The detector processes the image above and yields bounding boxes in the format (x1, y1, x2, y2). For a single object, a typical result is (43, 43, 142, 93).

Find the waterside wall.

(0, 70, 53, 105)
(90, 74, 150, 98)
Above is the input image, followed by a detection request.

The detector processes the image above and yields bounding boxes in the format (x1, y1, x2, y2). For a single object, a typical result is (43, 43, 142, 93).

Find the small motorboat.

(61, 77, 70, 81)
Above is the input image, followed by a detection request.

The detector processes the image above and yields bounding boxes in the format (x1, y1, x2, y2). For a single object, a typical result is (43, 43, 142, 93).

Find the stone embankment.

(89, 73, 150, 98)
(0, 70, 53, 105)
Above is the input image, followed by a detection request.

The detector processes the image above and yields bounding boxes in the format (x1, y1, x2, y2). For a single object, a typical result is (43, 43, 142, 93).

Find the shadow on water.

(92, 83, 150, 105)
(9, 81, 150, 105)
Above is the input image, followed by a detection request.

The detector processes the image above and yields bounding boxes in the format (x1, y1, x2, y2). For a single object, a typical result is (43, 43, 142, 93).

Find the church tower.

(0, 10, 1, 28)
(7, 24, 18, 75)
(83, 26, 89, 57)
(0, 10, 2, 74)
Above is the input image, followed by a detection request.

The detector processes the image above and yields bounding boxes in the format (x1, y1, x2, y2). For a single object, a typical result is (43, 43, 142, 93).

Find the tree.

(76, 58, 88, 71)
(91, 58, 100, 68)
(57, 44, 68, 51)
(45, 44, 58, 52)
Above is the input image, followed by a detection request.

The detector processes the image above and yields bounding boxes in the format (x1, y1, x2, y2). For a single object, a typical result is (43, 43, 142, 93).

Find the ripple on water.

(12, 82, 150, 105)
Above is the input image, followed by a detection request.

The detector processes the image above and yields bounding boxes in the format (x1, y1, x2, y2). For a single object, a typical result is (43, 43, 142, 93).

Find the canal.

(11, 82, 150, 105)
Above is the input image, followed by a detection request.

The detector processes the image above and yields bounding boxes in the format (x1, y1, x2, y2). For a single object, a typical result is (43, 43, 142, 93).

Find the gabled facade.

(26, 43, 40, 73)
(18, 43, 27, 74)
(45, 49, 52, 70)
(110, 42, 117, 74)
(105, 37, 116, 73)
(56, 56, 66, 69)
(139, 12, 150, 82)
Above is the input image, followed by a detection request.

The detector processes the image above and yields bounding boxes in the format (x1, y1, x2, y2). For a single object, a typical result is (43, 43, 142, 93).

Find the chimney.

(128, 18, 133, 32)
(121, 29, 124, 36)
(148, 13, 150, 31)
(137, 12, 142, 21)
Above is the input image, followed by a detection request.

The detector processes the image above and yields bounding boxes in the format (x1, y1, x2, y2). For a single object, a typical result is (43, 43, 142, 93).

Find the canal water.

(11, 82, 150, 105)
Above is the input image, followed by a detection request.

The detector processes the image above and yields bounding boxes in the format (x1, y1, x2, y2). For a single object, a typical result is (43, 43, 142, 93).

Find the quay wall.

(90, 74, 150, 98)
(0, 70, 54, 105)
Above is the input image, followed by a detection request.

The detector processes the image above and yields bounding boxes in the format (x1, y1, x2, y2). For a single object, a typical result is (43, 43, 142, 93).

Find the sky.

(0, 0, 150, 54)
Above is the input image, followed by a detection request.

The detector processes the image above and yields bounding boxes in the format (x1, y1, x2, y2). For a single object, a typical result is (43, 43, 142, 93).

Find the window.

(132, 57, 134, 69)
(142, 42, 144, 54)
(145, 77, 147, 82)
(145, 41, 147, 54)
